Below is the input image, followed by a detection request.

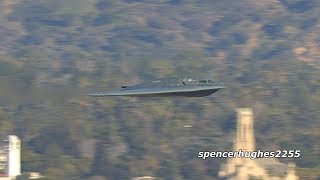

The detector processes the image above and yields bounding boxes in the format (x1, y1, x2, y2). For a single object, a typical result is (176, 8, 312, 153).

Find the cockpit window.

(199, 80, 214, 83)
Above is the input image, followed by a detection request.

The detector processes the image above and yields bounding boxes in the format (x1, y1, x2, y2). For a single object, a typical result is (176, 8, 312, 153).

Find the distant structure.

(28, 172, 44, 179)
(218, 108, 299, 180)
(131, 176, 155, 180)
(5, 135, 21, 177)
(0, 135, 21, 180)
(234, 108, 255, 152)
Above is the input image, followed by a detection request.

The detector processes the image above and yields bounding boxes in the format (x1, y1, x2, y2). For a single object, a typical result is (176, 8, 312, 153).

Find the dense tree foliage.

(0, 0, 319, 179)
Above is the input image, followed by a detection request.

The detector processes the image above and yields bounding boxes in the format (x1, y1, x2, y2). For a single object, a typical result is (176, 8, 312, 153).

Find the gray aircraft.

(86, 77, 225, 97)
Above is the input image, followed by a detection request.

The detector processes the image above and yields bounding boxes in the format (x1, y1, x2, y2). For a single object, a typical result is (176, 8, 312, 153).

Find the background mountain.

(0, 0, 319, 179)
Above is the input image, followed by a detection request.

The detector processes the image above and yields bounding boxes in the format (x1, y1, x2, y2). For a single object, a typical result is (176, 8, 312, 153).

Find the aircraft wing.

(85, 86, 225, 97)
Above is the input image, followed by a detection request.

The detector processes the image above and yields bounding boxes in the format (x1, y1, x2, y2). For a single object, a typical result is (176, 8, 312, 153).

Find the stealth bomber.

(86, 77, 224, 97)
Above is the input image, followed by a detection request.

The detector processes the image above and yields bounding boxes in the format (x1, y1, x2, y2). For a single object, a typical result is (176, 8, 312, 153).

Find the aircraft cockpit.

(199, 79, 215, 84)
(181, 78, 196, 85)
(181, 78, 215, 86)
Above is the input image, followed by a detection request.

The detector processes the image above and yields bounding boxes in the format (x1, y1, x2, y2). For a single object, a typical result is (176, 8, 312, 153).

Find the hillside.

(0, 0, 319, 179)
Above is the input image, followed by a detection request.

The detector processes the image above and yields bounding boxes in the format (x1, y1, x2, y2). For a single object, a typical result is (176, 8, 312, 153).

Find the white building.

(218, 108, 299, 180)
(0, 135, 21, 179)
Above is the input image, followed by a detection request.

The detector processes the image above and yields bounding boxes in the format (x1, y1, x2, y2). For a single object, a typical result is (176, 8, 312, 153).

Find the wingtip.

(84, 93, 94, 96)
(216, 86, 226, 89)
(84, 93, 103, 96)
(85, 92, 115, 97)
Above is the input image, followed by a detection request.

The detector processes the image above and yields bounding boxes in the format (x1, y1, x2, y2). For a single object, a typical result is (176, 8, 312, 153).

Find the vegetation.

(0, 0, 319, 179)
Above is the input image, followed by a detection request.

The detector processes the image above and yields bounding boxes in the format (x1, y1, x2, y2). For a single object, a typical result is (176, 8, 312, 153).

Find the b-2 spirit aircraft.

(86, 77, 224, 97)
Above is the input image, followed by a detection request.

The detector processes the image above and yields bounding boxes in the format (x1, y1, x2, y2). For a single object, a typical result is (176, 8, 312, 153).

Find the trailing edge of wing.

(85, 86, 225, 97)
